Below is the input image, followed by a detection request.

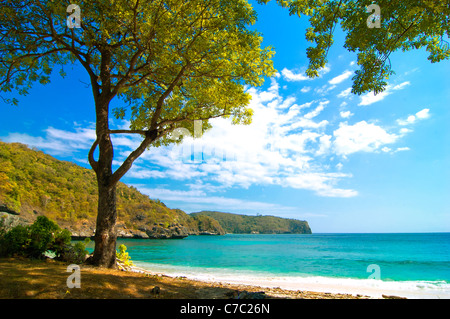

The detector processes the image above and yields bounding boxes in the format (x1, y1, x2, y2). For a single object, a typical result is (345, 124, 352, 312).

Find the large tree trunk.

(90, 71, 118, 267)
(87, 49, 158, 268)
(91, 181, 117, 268)
(90, 116, 118, 268)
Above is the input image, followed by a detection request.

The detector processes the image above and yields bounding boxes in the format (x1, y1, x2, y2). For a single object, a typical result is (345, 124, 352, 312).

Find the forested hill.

(0, 141, 311, 238)
(0, 141, 224, 238)
(191, 211, 312, 234)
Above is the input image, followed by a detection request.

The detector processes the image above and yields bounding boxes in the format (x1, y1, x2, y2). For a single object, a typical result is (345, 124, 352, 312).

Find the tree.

(260, 0, 450, 94)
(0, 0, 275, 267)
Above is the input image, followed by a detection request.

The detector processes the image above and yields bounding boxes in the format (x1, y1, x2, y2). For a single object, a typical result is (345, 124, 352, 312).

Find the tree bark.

(91, 106, 117, 267)
(90, 110, 118, 268)
(91, 181, 117, 268)
(90, 52, 118, 267)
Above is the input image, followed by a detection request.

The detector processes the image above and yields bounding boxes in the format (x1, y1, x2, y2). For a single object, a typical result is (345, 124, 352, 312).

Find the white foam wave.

(134, 262, 450, 299)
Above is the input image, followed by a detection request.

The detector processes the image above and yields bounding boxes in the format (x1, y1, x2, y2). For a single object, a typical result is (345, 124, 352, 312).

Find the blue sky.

(1, 1, 449, 233)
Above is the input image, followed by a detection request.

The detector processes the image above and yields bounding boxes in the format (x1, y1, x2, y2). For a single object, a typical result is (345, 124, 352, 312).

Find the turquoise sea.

(91, 233, 450, 298)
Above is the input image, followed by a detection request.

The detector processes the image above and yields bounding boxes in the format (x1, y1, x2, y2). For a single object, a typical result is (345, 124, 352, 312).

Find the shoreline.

(121, 263, 376, 299)
(124, 263, 382, 299)
(128, 261, 450, 299)
(0, 257, 370, 299)
(2, 257, 448, 299)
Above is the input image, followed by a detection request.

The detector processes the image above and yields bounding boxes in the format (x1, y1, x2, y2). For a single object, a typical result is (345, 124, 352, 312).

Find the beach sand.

(0, 257, 382, 299)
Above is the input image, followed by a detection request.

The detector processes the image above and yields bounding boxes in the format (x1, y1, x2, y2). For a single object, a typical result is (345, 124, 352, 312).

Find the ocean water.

(92, 233, 450, 298)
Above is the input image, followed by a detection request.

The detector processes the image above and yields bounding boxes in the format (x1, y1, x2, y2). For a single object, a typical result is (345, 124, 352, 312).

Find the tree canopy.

(260, 0, 450, 95)
(0, 0, 274, 127)
(0, 0, 275, 267)
(0, 0, 276, 184)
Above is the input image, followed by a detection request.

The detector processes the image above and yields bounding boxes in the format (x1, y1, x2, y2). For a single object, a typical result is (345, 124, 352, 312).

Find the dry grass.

(0, 257, 368, 299)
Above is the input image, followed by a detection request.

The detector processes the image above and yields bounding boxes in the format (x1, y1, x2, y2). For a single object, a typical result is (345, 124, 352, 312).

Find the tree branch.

(150, 63, 191, 129)
(109, 129, 147, 134)
(323, 0, 343, 63)
(88, 139, 99, 173)
(109, 129, 158, 186)
(43, 10, 100, 99)
(110, 48, 146, 96)
(157, 111, 232, 128)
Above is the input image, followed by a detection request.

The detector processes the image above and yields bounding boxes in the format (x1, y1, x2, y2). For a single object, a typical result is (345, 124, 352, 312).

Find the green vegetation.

(262, 0, 450, 95)
(0, 141, 211, 235)
(116, 244, 133, 268)
(0, 215, 89, 263)
(189, 214, 225, 235)
(0, 141, 183, 225)
(191, 211, 312, 234)
(0, 141, 310, 238)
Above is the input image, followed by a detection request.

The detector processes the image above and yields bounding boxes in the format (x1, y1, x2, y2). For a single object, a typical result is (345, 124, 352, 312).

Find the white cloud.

(403, 67, 419, 76)
(397, 115, 416, 126)
(379, 146, 411, 154)
(333, 121, 399, 156)
(301, 86, 311, 93)
(399, 128, 413, 135)
(340, 111, 353, 119)
(127, 167, 167, 179)
(358, 90, 391, 106)
(318, 64, 331, 77)
(397, 108, 431, 126)
(2, 126, 96, 156)
(328, 70, 353, 85)
(284, 173, 358, 198)
(359, 81, 410, 106)
(2, 69, 423, 202)
(1, 121, 144, 165)
(146, 78, 357, 198)
(392, 82, 411, 90)
(314, 84, 336, 95)
(337, 88, 352, 98)
(281, 65, 330, 82)
(136, 186, 296, 214)
(303, 101, 328, 119)
(416, 108, 430, 119)
(316, 135, 332, 156)
(281, 68, 309, 81)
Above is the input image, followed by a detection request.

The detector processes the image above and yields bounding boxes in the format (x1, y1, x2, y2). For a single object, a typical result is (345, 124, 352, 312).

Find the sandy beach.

(161, 269, 445, 299)
(0, 257, 384, 299)
(130, 262, 447, 299)
(1, 257, 413, 299)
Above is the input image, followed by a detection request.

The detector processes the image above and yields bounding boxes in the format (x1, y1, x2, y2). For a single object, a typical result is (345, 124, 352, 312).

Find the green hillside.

(191, 211, 312, 234)
(0, 141, 224, 237)
(0, 141, 311, 238)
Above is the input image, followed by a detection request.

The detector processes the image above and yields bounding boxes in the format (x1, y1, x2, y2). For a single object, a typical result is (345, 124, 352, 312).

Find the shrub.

(50, 228, 72, 258)
(0, 216, 6, 238)
(116, 244, 133, 267)
(27, 215, 60, 258)
(1, 224, 30, 256)
(57, 238, 90, 264)
(0, 215, 90, 264)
